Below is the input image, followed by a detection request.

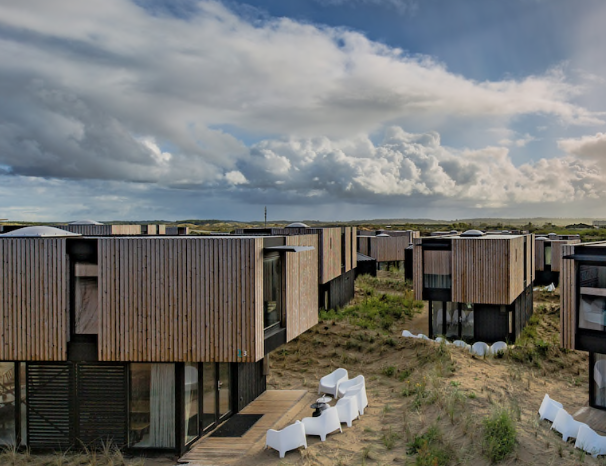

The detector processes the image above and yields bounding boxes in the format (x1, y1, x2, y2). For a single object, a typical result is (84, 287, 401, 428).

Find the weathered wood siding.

(560, 244, 576, 349)
(452, 238, 514, 305)
(535, 240, 545, 272)
(412, 238, 423, 300)
(60, 225, 142, 236)
(368, 236, 411, 262)
(97, 237, 264, 363)
(285, 235, 319, 341)
(551, 239, 581, 272)
(0, 239, 68, 360)
(423, 250, 451, 275)
(351, 227, 357, 269)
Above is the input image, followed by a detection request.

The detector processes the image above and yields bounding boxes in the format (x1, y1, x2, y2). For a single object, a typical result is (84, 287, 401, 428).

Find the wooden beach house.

(357, 230, 419, 273)
(0, 226, 318, 453)
(560, 241, 606, 409)
(412, 230, 535, 343)
(534, 233, 581, 286)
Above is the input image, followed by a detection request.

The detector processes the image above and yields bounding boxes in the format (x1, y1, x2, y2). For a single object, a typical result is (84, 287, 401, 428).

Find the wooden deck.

(179, 390, 312, 465)
(574, 406, 606, 435)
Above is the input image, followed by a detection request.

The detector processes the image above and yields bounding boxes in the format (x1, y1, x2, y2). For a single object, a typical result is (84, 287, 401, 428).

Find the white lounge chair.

(301, 407, 342, 441)
(266, 420, 307, 458)
(490, 341, 508, 355)
(453, 340, 470, 350)
(337, 374, 365, 399)
(435, 337, 450, 345)
(342, 382, 368, 415)
(417, 334, 430, 340)
(402, 330, 416, 338)
(575, 424, 606, 457)
(538, 394, 563, 422)
(470, 341, 490, 357)
(551, 409, 586, 442)
(336, 396, 359, 427)
(318, 368, 348, 397)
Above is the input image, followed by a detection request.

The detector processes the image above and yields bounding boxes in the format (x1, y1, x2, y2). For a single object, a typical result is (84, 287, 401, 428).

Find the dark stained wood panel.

(560, 243, 576, 349)
(0, 239, 68, 360)
(423, 250, 451, 275)
(412, 238, 423, 300)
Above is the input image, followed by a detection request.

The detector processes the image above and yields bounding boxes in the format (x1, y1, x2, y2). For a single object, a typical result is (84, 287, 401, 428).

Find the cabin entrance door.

(201, 363, 232, 432)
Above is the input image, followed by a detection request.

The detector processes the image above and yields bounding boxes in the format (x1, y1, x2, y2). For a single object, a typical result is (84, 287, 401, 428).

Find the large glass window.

(544, 245, 552, 267)
(594, 353, 606, 408)
(202, 363, 216, 432)
(431, 301, 444, 337)
(0, 362, 16, 446)
(184, 363, 199, 446)
(424, 274, 451, 289)
(461, 303, 474, 340)
(218, 363, 231, 421)
(579, 265, 606, 331)
(445, 303, 459, 339)
(74, 263, 99, 335)
(129, 364, 175, 448)
(263, 253, 282, 331)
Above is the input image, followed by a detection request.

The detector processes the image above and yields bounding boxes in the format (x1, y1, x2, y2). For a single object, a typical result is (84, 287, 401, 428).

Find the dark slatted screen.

(76, 364, 127, 447)
(27, 364, 73, 449)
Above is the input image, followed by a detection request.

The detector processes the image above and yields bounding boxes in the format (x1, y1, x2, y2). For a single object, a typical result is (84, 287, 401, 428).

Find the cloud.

(0, 0, 603, 219)
(312, 0, 417, 15)
(558, 133, 606, 167)
(498, 133, 536, 148)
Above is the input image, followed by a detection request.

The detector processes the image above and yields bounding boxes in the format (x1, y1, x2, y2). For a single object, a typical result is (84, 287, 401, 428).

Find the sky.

(1, 0, 606, 222)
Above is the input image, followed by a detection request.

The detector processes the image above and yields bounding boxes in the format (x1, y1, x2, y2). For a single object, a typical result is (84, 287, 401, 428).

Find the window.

(545, 245, 552, 267)
(263, 253, 282, 331)
(593, 353, 606, 409)
(431, 301, 444, 337)
(579, 265, 606, 331)
(424, 274, 452, 289)
(0, 362, 16, 446)
(129, 364, 175, 448)
(184, 363, 199, 446)
(74, 263, 99, 335)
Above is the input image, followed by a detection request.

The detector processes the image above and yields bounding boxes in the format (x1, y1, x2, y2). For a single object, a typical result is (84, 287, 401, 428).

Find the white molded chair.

(301, 407, 342, 441)
(337, 375, 365, 399)
(453, 340, 470, 350)
(575, 424, 606, 457)
(538, 394, 563, 422)
(342, 382, 368, 415)
(551, 409, 586, 442)
(266, 420, 307, 458)
(402, 330, 416, 338)
(490, 341, 508, 355)
(435, 337, 450, 345)
(336, 395, 359, 427)
(318, 368, 348, 397)
(417, 334, 430, 340)
(470, 341, 490, 357)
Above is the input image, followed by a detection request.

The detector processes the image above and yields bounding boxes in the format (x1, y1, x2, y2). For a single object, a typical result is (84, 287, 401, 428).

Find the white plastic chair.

(266, 420, 307, 458)
(417, 334, 430, 340)
(337, 374, 365, 399)
(453, 340, 470, 350)
(318, 368, 348, 397)
(490, 341, 508, 355)
(538, 394, 563, 422)
(575, 424, 606, 457)
(342, 382, 368, 415)
(470, 341, 490, 357)
(336, 395, 359, 427)
(551, 409, 585, 442)
(402, 330, 416, 338)
(301, 407, 342, 441)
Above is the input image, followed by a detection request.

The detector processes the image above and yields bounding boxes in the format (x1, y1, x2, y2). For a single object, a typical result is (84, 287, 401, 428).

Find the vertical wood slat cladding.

(423, 251, 451, 275)
(344, 227, 352, 272)
(507, 236, 529, 303)
(351, 227, 357, 269)
(367, 234, 414, 262)
(97, 237, 264, 363)
(551, 239, 581, 272)
(412, 238, 423, 300)
(0, 239, 67, 360)
(452, 238, 512, 305)
(535, 240, 545, 271)
(285, 235, 319, 342)
(60, 225, 141, 235)
(560, 244, 576, 349)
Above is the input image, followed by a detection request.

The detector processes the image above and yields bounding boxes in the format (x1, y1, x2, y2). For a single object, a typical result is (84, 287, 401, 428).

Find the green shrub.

(482, 408, 516, 462)
(382, 365, 396, 377)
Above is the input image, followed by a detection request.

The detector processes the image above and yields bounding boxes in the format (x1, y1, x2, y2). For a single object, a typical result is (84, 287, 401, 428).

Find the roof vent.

(69, 219, 104, 225)
(285, 222, 309, 228)
(460, 229, 485, 237)
(0, 226, 82, 238)
(536, 236, 547, 241)
(376, 233, 390, 237)
(547, 232, 557, 238)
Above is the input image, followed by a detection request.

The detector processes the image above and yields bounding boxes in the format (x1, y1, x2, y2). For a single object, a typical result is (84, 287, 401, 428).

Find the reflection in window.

(579, 296, 606, 331)
(544, 245, 552, 266)
(431, 302, 443, 336)
(184, 363, 199, 445)
(0, 362, 16, 446)
(445, 303, 458, 339)
(594, 353, 606, 408)
(202, 363, 216, 431)
(263, 254, 282, 330)
(461, 304, 474, 340)
(129, 364, 175, 448)
(423, 274, 451, 289)
(74, 263, 99, 335)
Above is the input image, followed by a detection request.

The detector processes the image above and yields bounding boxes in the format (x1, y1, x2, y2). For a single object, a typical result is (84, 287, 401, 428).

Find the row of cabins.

(0, 221, 189, 236)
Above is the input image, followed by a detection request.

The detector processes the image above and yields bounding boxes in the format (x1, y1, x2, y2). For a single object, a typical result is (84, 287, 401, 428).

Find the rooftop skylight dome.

(0, 226, 81, 237)
(376, 233, 390, 237)
(69, 220, 103, 225)
(460, 229, 485, 238)
(536, 236, 548, 241)
(285, 222, 309, 228)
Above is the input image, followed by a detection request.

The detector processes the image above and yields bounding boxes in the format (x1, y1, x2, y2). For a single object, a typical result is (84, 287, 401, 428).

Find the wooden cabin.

(357, 230, 420, 272)
(413, 230, 534, 343)
(0, 226, 318, 453)
(534, 234, 581, 286)
(234, 224, 357, 311)
(165, 226, 190, 235)
(560, 241, 606, 410)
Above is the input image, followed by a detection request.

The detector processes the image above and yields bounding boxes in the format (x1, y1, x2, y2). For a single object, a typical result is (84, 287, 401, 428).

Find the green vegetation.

(482, 408, 517, 463)
(407, 426, 450, 466)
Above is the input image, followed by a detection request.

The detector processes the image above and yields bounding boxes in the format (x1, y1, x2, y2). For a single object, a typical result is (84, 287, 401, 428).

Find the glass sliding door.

(183, 363, 199, 446)
(593, 353, 606, 409)
(201, 363, 233, 432)
(0, 362, 16, 446)
(431, 301, 443, 337)
(201, 363, 216, 432)
(218, 363, 231, 421)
